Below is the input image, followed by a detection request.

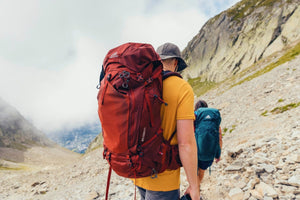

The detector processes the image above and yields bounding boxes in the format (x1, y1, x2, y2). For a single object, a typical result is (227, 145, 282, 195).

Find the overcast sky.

(0, 0, 239, 134)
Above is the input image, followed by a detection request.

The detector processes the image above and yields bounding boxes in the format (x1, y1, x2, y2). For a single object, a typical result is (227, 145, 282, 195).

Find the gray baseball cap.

(156, 42, 187, 71)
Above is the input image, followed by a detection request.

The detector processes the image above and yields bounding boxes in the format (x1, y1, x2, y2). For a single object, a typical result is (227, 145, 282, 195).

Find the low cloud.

(0, 37, 105, 133)
(0, 0, 239, 135)
(122, 9, 207, 50)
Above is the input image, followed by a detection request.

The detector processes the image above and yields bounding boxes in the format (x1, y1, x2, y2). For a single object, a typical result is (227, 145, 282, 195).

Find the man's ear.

(174, 59, 178, 66)
(174, 59, 178, 72)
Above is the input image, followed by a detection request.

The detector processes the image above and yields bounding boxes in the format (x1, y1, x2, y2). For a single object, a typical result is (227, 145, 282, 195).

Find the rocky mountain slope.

(0, 97, 57, 164)
(0, 54, 299, 200)
(1, 0, 300, 199)
(0, 97, 53, 149)
(182, 0, 300, 82)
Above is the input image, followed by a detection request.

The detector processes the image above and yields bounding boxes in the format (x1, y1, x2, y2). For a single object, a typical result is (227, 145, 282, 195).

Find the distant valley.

(47, 123, 101, 154)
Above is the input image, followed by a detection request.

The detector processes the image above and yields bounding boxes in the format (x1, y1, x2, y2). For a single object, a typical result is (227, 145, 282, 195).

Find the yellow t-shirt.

(134, 75, 195, 191)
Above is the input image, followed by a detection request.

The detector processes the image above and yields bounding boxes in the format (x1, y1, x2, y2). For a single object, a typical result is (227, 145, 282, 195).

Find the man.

(134, 43, 200, 200)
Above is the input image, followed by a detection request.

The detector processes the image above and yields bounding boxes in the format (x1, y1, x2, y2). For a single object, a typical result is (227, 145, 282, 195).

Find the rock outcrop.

(85, 133, 102, 154)
(0, 98, 54, 155)
(182, 0, 300, 82)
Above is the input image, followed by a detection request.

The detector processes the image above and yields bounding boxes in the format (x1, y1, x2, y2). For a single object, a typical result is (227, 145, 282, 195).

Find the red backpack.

(97, 43, 182, 197)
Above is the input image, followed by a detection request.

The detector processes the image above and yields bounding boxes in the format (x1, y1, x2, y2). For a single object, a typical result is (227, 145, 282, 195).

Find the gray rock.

(225, 165, 244, 172)
(253, 153, 269, 164)
(228, 188, 244, 200)
(264, 197, 273, 200)
(288, 175, 300, 187)
(250, 189, 263, 200)
(256, 182, 278, 198)
(261, 164, 276, 173)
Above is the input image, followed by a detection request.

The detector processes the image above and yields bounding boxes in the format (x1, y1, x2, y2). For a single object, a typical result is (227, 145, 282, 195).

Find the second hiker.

(194, 100, 223, 192)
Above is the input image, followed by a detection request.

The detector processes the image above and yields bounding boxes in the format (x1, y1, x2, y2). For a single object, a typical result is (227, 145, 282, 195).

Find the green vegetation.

(231, 41, 300, 88)
(227, 0, 256, 21)
(223, 127, 228, 133)
(271, 102, 300, 114)
(188, 41, 300, 98)
(229, 125, 237, 133)
(187, 77, 217, 97)
(278, 99, 284, 103)
(261, 110, 268, 116)
(0, 165, 29, 171)
(261, 102, 300, 116)
(227, 0, 280, 22)
(222, 125, 237, 136)
(0, 166, 21, 170)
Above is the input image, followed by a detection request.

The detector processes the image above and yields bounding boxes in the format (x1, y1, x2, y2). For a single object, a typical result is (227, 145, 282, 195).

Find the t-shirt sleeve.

(176, 81, 195, 120)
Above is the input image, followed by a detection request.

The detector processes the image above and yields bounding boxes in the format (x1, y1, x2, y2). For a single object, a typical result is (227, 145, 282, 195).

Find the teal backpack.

(194, 108, 221, 161)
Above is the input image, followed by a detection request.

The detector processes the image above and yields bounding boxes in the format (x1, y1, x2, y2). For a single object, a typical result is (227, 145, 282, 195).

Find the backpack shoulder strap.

(168, 129, 177, 143)
(162, 71, 182, 80)
(162, 71, 182, 142)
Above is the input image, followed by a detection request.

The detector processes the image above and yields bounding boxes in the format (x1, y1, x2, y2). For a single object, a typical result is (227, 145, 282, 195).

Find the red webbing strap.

(134, 175, 137, 200)
(105, 166, 112, 200)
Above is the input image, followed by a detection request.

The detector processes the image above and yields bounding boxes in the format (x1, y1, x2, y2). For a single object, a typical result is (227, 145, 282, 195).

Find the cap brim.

(177, 58, 187, 72)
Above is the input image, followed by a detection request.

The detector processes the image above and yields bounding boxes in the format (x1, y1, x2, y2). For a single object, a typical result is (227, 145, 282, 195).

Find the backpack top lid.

(103, 42, 161, 73)
(194, 107, 221, 128)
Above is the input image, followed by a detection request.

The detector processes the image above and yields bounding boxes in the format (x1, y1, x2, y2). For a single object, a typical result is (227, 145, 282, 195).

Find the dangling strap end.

(105, 166, 112, 200)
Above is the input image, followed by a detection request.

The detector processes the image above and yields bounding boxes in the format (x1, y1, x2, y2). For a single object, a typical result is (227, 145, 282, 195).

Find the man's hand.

(185, 185, 200, 200)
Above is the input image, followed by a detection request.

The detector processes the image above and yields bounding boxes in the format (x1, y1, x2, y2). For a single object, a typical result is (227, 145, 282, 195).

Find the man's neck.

(163, 65, 175, 72)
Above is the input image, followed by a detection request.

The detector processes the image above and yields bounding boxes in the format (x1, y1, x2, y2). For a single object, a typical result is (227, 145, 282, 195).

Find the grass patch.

(231, 41, 300, 88)
(261, 102, 300, 116)
(227, 0, 256, 21)
(261, 110, 268, 116)
(223, 127, 228, 133)
(0, 165, 29, 171)
(229, 125, 237, 133)
(187, 77, 217, 97)
(222, 125, 237, 136)
(270, 102, 300, 114)
(0, 166, 22, 170)
(227, 0, 281, 22)
(188, 41, 300, 97)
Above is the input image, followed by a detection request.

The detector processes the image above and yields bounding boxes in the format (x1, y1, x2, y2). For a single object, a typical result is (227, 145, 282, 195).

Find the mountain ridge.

(182, 0, 300, 83)
(0, 97, 54, 152)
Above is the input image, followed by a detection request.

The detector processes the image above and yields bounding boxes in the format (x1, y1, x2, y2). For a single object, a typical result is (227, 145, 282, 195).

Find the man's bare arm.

(177, 119, 199, 200)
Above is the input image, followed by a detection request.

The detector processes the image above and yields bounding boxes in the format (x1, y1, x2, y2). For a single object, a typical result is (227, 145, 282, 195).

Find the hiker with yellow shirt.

(134, 43, 200, 200)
